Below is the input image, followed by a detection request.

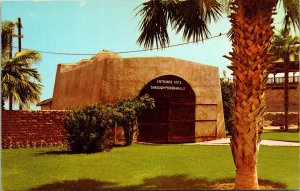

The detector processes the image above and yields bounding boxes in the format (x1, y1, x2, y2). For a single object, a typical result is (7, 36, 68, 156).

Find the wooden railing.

(267, 76, 300, 84)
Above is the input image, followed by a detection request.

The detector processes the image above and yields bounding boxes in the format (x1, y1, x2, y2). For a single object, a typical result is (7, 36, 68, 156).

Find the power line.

(13, 33, 228, 56)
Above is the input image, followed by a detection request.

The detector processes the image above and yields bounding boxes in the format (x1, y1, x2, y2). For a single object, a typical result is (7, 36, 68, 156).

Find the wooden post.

(8, 23, 13, 110)
(18, 18, 23, 110)
(284, 56, 289, 132)
(18, 18, 22, 52)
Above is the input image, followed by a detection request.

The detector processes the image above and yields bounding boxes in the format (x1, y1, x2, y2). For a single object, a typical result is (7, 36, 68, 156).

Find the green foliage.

(64, 105, 117, 153)
(220, 71, 234, 134)
(1, 20, 42, 110)
(135, 0, 222, 49)
(64, 95, 155, 153)
(115, 94, 155, 146)
(270, 28, 300, 60)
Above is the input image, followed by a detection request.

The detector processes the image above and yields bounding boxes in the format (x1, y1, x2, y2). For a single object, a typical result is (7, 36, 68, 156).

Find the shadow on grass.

(31, 179, 116, 190)
(30, 175, 286, 190)
(36, 150, 74, 155)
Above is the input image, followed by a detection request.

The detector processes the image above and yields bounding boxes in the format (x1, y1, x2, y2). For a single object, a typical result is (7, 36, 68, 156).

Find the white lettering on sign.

(173, 80, 182, 84)
(150, 86, 186, 91)
(156, 80, 183, 85)
(157, 80, 173, 84)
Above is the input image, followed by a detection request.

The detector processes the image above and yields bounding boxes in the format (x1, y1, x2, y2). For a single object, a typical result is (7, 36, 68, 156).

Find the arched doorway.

(138, 75, 196, 143)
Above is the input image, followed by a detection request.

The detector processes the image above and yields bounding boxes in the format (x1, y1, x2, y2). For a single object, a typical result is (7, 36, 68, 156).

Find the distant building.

(266, 56, 299, 112)
(38, 51, 225, 143)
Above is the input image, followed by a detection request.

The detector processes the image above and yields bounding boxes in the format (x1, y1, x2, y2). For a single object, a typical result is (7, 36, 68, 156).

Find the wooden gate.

(138, 75, 195, 143)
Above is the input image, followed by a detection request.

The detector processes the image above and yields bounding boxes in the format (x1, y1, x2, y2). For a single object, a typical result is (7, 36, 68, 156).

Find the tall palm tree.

(1, 20, 42, 110)
(2, 50, 42, 110)
(135, 0, 299, 189)
(1, 21, 15, 109)
(270, 29, 299, 132)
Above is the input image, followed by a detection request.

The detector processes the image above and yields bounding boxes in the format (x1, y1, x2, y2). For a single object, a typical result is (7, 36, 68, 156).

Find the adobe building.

(38, 51, 226, 143)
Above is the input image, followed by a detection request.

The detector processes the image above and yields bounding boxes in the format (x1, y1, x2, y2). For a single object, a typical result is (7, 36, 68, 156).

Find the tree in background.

(135, 0, 299, 189)
(1, 20, 42, 110)
(269, 29, 299, 132)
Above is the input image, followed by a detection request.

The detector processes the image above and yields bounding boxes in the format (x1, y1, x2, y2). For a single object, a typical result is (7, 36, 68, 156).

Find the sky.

(1, 0, 294, 110)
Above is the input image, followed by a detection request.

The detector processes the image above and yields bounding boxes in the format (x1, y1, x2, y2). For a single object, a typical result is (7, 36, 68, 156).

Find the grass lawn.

(2, 144, 299, 190)
(261, 129, 300, 142)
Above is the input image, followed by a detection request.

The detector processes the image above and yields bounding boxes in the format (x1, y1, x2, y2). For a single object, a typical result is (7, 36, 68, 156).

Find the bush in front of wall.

(115, 94, 155, 146)
(220, 71, 234, 135)
(64, 105, 118, 153)
(64, 94, 155, 153)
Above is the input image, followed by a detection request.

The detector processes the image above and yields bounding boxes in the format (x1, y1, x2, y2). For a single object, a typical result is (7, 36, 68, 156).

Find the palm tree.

(1, 20, 42, 110)
(2, 50, 42, 110)
(135, 0, 299, 189)
(270, 29, 299, 132)
(1, 21, 15, 57)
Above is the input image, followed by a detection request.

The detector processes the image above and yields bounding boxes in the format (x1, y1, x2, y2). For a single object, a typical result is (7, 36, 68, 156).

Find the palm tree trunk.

(225, 0, 277, 189)
(284, 56, 289, 131)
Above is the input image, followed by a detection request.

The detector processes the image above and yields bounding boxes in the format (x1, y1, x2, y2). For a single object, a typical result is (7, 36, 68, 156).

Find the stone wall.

(1, 110, 67, 149)
(266, 88, 299, 112)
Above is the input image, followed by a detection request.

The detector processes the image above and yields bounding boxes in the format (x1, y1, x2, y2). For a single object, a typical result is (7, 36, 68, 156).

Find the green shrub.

(63, 95, 155, 153)
(220, 72, 234, 135)
(115, 94, 155, 146)
(64, 105, 118, 153)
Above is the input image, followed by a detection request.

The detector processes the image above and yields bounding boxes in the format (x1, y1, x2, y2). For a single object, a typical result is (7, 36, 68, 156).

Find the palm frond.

(1, 47, 42, 109)
(282, 0, 300, 31)
(136, 0, 170, 49)
(15, 80, 42, 109)
(13, 50, 42, 67)
(270, 29, 300, 59)
(135, 0, 222, 48)
(170, 0, 222, 42)
(169, 0, 208, 42)
(200, 0, 223, 23)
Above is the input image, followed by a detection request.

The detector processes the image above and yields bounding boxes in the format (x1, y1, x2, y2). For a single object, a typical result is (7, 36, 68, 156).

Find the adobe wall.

(1, 110, 67, 149)
(51, 56, 226, 141)
(266, 88, 299, 112)
(51, 59, 105, 109)
(100, 57, 225, 141)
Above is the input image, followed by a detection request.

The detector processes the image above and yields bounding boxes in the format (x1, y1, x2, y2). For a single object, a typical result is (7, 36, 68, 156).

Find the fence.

(267, 76, 300, 84)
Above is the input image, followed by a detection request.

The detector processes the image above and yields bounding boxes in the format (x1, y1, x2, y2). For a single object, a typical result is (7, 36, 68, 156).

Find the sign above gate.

(140, 75, 195, 98)
(150, 79, 185, 91)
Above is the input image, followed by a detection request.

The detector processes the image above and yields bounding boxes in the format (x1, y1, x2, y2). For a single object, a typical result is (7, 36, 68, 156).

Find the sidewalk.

(188, 138, 300, 147)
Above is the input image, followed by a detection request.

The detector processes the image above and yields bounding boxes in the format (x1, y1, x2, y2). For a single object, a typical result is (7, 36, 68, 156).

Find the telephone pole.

(17, 17, 22, 52)
(17, 17, 23, 110)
